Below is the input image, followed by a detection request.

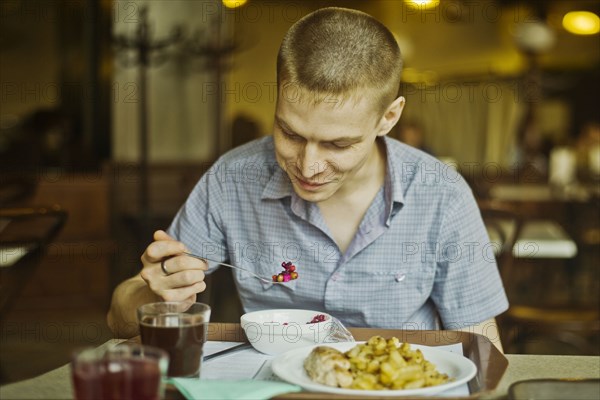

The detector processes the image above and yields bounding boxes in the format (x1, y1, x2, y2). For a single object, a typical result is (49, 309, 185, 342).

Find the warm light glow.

(562, 11, 600, 35)
(402, 68, 420, 83)
(222, 0, 248, 9)
(404, 0, 440, 9)
(401, 68, 438, 85)
(513, 21, 556, 53)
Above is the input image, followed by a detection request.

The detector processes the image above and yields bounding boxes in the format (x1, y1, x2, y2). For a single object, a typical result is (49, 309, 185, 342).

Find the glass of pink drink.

(71, 343, 168, 400)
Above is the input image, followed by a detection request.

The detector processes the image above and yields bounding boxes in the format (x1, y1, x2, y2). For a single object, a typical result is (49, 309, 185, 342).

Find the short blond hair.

(277, 7, 402, 113)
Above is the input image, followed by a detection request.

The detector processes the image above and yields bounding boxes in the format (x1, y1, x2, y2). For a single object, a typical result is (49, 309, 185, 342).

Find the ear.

(377, 96, 405, 137)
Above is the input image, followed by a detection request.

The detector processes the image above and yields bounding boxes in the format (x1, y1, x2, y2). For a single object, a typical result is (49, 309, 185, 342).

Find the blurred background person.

(509, 112, 554, 181)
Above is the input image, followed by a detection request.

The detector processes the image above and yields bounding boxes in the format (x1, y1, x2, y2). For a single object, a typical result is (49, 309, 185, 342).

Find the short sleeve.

(167, 163, 228, 275)
(430, 183, 509, 328)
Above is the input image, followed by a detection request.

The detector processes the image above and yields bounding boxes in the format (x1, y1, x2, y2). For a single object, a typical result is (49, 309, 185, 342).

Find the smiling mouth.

(295, 176, 328, 189)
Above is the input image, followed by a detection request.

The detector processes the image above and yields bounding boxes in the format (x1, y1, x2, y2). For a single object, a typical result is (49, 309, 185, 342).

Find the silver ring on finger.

(160, 259, 171, 276)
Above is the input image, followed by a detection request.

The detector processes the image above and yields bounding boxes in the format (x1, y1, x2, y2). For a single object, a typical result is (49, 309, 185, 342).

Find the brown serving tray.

(167, 323, 509, 399)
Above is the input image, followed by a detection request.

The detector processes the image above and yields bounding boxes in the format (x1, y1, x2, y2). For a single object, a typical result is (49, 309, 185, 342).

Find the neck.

(334, 137, 386, 201)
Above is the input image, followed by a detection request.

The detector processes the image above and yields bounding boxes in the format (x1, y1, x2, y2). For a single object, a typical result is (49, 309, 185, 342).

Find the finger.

(141, 254, 208, 295)
(143, 265, 204, 293)
(161, 255, 208, 276)
(159, 281, 207, 303)
(154, 230, 178, 242)
(164, 268, 206, 288)
(144, 239, 187, 263)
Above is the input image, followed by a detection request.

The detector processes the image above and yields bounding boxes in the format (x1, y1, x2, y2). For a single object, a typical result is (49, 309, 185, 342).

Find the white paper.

(0, 245, 34, 268)
(201, 341, 272, 381)
(200, 341, 470, 396)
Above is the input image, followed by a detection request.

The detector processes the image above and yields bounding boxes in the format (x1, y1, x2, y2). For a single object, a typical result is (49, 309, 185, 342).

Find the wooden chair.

(479, 200, 600, 355)
(479, 200, 523, 285)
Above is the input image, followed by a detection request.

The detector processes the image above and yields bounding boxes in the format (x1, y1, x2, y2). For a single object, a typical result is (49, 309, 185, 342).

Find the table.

(487, 219, 578, 259)
(487, 182, 599, 252)
(482, 194, 582, 304)
(514, 220, 577, 259)
(1, 325, 599, 400)
(488, 183, 598, 203)
(0, 206, 67, 318)
(2, 352, 597, 400)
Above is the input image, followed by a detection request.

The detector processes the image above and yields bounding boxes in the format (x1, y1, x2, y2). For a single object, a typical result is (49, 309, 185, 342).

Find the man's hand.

(140, 230, 208, 307)
(107, 230, 209, 338)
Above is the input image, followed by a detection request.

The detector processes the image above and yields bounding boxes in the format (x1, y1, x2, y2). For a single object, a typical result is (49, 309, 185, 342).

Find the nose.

(299, 143, 325, 179)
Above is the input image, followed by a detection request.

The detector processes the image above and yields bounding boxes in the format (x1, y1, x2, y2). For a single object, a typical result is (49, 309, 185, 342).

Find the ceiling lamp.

(404, 0, 440, 9)
(562, 11, 600, 35)
(513, 20, 556, 54)
(222, 0, 248, 9)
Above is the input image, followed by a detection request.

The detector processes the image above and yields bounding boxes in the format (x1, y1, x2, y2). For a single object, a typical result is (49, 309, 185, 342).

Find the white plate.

(271, 341, 477, 397)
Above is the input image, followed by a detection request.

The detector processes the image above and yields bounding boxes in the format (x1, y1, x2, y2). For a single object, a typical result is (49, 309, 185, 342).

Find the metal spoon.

(183, 252, 287, 284)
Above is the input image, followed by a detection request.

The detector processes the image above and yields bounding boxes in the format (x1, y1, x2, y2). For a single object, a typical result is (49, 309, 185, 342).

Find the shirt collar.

(261, 163, 293, 200)
(382, 136, 405, 225)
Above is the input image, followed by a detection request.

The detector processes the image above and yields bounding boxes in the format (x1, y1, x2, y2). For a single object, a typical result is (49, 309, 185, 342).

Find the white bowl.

(240, 309, 334, 355)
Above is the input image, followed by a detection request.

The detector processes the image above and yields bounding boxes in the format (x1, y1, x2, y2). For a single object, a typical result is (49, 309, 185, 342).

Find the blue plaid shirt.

(168, 136, 508, 329)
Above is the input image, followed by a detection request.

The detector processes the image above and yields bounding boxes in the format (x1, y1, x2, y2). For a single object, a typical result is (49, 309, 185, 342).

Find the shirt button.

(395, 273, 406, 282)
(331, 273, 341, 281)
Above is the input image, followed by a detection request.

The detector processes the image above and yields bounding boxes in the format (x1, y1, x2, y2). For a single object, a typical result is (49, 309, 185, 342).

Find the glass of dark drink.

(71, 343, 168, 400)
(138, 302, 211, 378)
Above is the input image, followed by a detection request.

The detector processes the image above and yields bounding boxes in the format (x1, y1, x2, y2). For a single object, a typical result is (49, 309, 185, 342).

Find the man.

(107, 8, 508, 350)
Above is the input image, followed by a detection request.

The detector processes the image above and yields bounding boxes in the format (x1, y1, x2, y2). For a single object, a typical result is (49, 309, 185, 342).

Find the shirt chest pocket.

(339, 265, 435, 323)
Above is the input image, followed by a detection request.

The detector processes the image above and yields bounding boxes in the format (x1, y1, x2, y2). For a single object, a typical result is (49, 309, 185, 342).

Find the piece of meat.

(303, 346, 353, 388)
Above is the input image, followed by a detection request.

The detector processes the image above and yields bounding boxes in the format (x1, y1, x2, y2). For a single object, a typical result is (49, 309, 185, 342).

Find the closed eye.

(330, 142, 352, 149)
(282, 129, 303, 142)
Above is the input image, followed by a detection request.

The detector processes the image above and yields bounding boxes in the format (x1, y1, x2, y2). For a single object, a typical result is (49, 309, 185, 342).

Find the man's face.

(273, 90, 386, 203)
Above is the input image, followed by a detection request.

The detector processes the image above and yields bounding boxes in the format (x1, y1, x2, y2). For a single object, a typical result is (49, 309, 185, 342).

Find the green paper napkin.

(170, 378, 302, 400)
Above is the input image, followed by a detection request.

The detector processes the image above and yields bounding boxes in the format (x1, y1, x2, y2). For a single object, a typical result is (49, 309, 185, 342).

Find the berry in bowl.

(240, 309, 334, 355)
